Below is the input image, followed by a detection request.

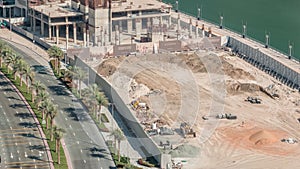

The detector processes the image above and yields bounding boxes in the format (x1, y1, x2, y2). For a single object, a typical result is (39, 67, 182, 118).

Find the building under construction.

(24, 0, 172, 48)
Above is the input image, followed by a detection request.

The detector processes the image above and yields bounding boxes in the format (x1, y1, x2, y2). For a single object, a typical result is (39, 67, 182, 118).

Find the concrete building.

(0, 0, 27, 18)
(26, 0, 172, 48)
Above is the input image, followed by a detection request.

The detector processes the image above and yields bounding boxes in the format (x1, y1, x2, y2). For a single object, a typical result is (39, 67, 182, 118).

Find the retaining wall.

(73, 56, 162, 165)
(227, 37, 300, 90)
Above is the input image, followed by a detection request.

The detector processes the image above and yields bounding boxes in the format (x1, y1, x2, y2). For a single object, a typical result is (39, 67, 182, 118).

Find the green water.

(163, 0, 300, 60)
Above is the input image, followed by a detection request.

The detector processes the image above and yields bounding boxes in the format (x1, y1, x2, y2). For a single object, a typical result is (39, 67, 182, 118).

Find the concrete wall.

(73, 55, 162, 165)
(227, 37, 300, 90)
(6, 22, 51, 49)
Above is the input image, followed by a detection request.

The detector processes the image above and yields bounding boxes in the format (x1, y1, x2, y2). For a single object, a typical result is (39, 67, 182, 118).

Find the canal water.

(163, 0, 300, 60)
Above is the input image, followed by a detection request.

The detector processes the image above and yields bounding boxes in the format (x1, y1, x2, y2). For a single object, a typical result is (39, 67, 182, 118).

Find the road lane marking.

(10, 153, 13, 159)
(69, 125, 72, 129)
(73, 133, 75, 136)
(80, 149, 82, 153)
(83, 160, 86, 163)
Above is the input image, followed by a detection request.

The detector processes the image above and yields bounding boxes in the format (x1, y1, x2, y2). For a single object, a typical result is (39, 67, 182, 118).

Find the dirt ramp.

(249, 130, 278, 145)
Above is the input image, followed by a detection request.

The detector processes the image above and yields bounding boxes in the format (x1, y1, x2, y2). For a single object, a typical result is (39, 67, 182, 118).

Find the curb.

(0, 70, 55, 169)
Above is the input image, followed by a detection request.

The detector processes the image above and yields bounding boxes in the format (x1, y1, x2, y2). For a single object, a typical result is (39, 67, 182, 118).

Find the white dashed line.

(77, 141, 79, 144)
(80, 149, 82, 153)
(83, 160, 86, 163)
(73, 133, 75, 136)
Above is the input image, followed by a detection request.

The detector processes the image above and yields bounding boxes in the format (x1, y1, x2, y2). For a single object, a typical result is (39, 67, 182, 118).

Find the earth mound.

(249, 130, 278, 146)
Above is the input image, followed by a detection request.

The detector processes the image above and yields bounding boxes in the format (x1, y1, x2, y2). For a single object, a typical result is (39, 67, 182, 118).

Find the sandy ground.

(96, 49, 300, 169)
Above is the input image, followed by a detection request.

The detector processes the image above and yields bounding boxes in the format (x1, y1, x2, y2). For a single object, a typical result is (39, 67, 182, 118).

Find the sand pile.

(177, 53, 207, 73)
(226, 81, 262, 94)
(249, 130, 278, 146)
(221, 58, 255, 80)
(96, 56, 125, 77)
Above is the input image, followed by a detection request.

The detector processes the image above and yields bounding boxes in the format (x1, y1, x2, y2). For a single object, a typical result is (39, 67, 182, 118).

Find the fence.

(228, 37, 300, 90)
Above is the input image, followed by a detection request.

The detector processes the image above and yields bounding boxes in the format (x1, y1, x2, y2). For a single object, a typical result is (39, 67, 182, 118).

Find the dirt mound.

(221, 58, 255, 80)
(249, 130, 278, 146)
(96, 56, 125, 77)
(177, 53, 207, 73)
(227, 81, 262, 94)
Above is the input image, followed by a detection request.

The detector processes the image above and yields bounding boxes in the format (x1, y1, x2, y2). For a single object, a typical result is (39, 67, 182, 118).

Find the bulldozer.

(180, 122, 196, 138)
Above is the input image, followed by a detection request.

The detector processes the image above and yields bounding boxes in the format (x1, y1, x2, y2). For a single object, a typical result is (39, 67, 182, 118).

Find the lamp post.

(242, 24, 246, 38)
(265, 34, 270, 48)
(175, 1, 178, 13)
(219, 15, 223, 29)
(288, 42, 293, 59)
(197, 8, 201, 20)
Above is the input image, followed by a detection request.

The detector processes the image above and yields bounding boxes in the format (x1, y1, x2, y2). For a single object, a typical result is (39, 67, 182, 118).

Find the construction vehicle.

(245, 96, 262, 104)
(216, 113, 237, 120)
(180, 122, 196, 138)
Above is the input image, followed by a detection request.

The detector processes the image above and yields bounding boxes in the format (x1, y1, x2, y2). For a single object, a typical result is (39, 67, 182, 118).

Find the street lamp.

(109, 103, 115, 130)
(197, 8, 201, 20)
(242, 24, 246, 38)
(219, 15, 223, 29)
(175, 1, 179, 13)
(288, 41, 293, 59)
(265, 33, 270, 48)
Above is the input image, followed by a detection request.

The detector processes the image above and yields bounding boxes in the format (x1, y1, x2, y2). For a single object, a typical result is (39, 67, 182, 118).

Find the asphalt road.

(2, 40, 116, 169)
(0, 72, 51, 169)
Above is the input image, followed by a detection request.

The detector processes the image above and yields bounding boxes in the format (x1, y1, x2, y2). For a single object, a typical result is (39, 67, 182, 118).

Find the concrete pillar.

(73, 23, 77, 44)
(168, 16, 172, 27)
(3, 8, 6, 18)
(30, 15, 33, 31)
(189, 18, 192, 38)
(87, 29, 89, 47)
(56, 25, 59, 45)
(195, 26, 199, 38)
(177, 14, 181, 32)
(66, 25, 69, 49)
(135, 18, 142, 39)
(159, 16, 163, 35)
(119, 20, 122, 31)
(147, 18, 151, 29)
(49, 25, 52, 39)
(128, 19, 132, 33)
(83, 25, 86, 47)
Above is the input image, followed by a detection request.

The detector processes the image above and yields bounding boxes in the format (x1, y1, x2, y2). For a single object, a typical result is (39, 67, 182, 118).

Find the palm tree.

(74, 67, 87, 98)
(96, 92, 108, 123)
(0, 41, 8, 67)
(39, 98, 52, 122)
(13, 59, 27, 86)
(110, 129, 125, 162)
(23, 64, 35, 92)
(54, 127, 65, 164)
(48, 104, 58, 141)
(47, 46, 64, 74)
(31, 81, 46, 103)
(4, 49, 19, 73)
(36, 90, 49, 107)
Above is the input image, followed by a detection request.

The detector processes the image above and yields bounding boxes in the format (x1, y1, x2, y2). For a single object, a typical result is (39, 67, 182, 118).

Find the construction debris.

(180, 122, 196, 138)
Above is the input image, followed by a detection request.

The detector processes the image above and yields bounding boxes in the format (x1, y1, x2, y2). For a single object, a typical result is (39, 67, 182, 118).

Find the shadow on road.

(1, 88, 16, 92)
(19, 132, 41, 139)
(7, 96, 22, 101)
(63, 107, 89, 122)
(18, 122, 38, 128)
(10, 103, 26, 108)
(15, 112, 33, 119)
(28, 145, 46, 151)
(88, 146, 111, 160)
(0, 81, 9, 86)
(48, 85, 70, 96)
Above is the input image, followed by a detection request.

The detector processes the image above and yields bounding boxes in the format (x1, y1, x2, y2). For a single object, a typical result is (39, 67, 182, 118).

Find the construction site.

(2, 0, 300, 168)
(90, 42, 300, 168)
